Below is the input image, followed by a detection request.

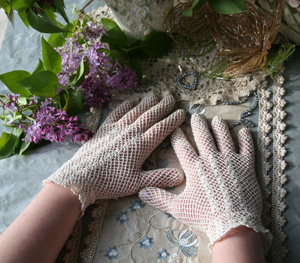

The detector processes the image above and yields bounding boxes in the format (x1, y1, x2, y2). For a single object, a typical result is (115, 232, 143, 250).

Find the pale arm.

(0, 183, 81, 263)
(212, 226, 265, 263)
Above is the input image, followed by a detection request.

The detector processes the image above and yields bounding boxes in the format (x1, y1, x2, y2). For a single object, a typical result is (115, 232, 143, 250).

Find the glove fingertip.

(191, 112, 206, 124)
(138, 187, 156, 202)
(139, 188, 150, 199)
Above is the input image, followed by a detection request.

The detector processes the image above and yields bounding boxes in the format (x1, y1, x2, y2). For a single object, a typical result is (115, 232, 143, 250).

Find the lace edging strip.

(271, 70, 288, 262)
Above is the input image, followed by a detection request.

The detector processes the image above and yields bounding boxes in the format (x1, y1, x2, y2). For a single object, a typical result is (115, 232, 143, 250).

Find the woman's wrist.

(212, 226, 265, 263)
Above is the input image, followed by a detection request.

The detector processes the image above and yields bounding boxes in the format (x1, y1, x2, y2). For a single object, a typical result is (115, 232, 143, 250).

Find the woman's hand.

(44, 95, 186, 212)
(139, 114, 271, 250)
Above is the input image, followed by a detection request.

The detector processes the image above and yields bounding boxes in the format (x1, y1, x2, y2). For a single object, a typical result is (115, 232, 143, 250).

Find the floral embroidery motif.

(164, 212, 175, 219)
(166, 186, 176, 191)
(167, 230, 198, 257)
(142, 158, 168, 170)
(157, 249, 170, 260)
(104, 245, 118, 259)
(138, 236, 154, 249)
(105, 0, 174, 39)
(129, 199, 145, 211)
(158, 158, 168, 168)
(116, 211, 129, 223)
(134, 6, 149, 18)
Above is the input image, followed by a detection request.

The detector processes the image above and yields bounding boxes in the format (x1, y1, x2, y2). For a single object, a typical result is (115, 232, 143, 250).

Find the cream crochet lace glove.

(44, 95, 186, 213)
(139, 114, 272, 250)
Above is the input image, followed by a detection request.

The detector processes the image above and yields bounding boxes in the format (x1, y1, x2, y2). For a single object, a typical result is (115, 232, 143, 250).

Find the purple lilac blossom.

(21, 98, 93, 144)
(55, 22, 138, 107)
(6, 117, 14, 125)
(81, 77, 111, 107)
(106, 63, 138, 91)
(4, 94, 20, 112)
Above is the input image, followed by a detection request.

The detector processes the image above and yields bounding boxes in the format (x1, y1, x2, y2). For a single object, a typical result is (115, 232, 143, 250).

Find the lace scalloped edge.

(257, 67, 288, 263)
(271, 69, 288, 262)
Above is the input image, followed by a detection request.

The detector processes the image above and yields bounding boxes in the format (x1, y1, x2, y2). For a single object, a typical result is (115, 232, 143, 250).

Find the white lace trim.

(257, 68, 288, 262)
(80, 200, 108, 263)
(271, 70, 288, 262)
(257, 81, 273, 228)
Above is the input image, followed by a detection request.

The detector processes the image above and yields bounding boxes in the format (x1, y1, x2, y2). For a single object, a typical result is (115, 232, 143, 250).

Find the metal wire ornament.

(176, 71, 198, 89)
(218, 91, 259, 128)
(164, 0, 284, 76)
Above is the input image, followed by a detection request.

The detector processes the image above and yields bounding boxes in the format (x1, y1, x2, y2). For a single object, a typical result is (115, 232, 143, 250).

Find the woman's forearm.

(0, 183, 81, 263)
(212, 226, 265, 263)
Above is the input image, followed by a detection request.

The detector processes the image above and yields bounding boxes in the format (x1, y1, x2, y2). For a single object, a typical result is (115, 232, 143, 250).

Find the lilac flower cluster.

(4, 94, 19, 113)
(19, 98, 93, 144)
(55, 21, 138, 108)
(2, 95, 92, 144)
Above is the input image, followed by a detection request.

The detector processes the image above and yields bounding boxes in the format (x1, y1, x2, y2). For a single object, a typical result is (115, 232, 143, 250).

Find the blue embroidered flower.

(129, 199, 145, 212)
(167, 230, 198, 257)
(158, 158, 168, 168)
(157, 249, 170, 260)
(104, 245, 118, 259)
(164, 212, 175, 219)
(116, 211, 129, 223)
(166, 186, 176, 191)
(138, 236, 154, 249)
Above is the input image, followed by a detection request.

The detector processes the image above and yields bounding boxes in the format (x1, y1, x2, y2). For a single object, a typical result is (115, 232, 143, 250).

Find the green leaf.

(12, 112, 23, 122)
(53, 0, 69, 23)
(27, 8, 69, 33)
(0, 132, 18, 159)
(0, 70, 31, 96)
(100, 48, 123, 61)
(141, 31, 172, 57)
(68, 89, 83, 115)
(128, 60, 143, 83)
(208, 0, 245, 14)
(101, 24, 128, 48)
(62, 92, 72, 112)
(7, 8, 14, 27)
(182, 0, 205, 17)
(0, 0, 11, 13)
(33, 59, 45, 74)
(17, 71, 58, 98)
(69, 58, 89, 87)
(8, 0, 35, 11)
(19, 140, 30, 155)
(19, 139, 51, 155)
(18, 9, 29, 27)
(60, 89, 83, 115)
(47, 33, 66, 47)
(127, 39, 147, 59)
(43, 3, 58, 23)
(101, 18, 118, 31)
(42, 36, 62, 74)
(14, 128, 23, 151)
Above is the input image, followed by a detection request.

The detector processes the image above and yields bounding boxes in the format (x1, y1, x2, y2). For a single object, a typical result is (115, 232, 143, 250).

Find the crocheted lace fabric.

(57, 6, 288, 263)
(139, 115, 272, 251)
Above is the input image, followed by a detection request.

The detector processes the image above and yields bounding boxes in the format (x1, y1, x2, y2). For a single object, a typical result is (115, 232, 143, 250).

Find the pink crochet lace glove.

(44, 95, 186, 213)
(139, 114, 272, 250)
